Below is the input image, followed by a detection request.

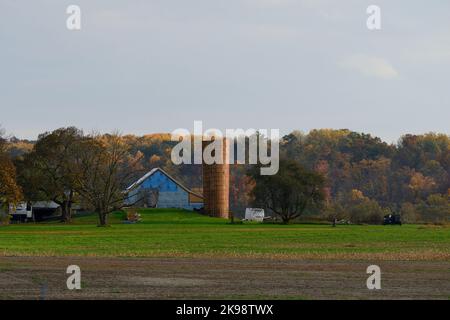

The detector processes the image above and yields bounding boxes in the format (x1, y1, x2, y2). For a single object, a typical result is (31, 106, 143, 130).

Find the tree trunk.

(98, 211, 108, 227)
(60, 201, 72, 223)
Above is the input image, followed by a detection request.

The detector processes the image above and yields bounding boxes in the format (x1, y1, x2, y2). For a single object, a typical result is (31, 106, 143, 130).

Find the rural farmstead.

(1, 1, 450, 305)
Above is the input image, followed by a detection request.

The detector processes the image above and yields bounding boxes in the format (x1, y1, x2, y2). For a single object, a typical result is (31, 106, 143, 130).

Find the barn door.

(147, 188, 159, 208)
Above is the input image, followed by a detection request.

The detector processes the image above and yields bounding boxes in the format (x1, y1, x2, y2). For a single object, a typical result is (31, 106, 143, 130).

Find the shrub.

(336, 189, 387, 224)
(416, 194, 450, 223)
(347, 199, 386, 224)
(400, 202, 419, 223)
(321, 203, 349, 222)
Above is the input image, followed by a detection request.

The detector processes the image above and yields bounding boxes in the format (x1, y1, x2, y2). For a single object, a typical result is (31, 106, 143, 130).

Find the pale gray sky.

(1, 0, 449, 143)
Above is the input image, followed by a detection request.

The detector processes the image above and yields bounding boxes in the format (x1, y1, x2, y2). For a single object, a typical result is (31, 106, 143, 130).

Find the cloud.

(339, 55, 399, 79)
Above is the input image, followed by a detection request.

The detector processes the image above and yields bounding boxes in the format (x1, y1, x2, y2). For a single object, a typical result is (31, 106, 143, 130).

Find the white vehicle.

(244, 208, 265, 222)
(10, 202, 33, 221)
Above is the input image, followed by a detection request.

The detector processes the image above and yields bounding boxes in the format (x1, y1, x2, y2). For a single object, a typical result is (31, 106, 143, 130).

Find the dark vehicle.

(383, 214, 402, 225)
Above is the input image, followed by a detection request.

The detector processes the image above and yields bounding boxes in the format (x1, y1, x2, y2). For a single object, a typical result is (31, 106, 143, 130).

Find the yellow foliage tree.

(0, 137, 22, 213)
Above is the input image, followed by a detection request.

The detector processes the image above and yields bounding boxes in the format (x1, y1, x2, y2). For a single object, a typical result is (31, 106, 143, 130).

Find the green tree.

(248, 159, 325, 224)
(18, 127, 83, 222)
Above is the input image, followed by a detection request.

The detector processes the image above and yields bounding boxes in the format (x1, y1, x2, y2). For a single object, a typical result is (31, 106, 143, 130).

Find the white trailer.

(244, 208, 265, 222)
(10, 202, 33, 222)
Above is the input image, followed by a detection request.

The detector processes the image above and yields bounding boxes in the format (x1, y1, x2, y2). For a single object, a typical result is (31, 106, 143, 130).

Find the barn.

(125, 168, 203, 210)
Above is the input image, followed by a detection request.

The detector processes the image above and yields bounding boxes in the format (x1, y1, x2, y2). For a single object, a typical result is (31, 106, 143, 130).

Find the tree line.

(1, 127, 449, 225)
(278, 130, 450, 223)
(1, 128, 141, 226)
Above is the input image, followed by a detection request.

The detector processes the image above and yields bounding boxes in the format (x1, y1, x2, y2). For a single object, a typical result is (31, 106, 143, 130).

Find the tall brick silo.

(202, 138, 229, 219)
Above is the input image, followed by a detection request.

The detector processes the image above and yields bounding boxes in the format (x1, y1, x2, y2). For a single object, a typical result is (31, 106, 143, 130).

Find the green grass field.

(0, 209, 449, 261)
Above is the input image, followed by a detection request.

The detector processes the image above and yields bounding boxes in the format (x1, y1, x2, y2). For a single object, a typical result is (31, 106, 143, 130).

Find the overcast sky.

(1, 0, 449, 143)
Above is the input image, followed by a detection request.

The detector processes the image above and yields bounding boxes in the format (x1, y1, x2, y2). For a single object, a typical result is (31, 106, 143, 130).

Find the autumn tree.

(350, 157, 391, 205)
(72, 133, 142, 226)
(0, 132, 22, 220)
(248, 159, 325, 224)
(408, 171, 436, 202)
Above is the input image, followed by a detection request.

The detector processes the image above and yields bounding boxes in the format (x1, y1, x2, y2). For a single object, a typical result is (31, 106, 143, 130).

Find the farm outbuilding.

(125, 168, 203, 211)
(1, 201, 61, 222)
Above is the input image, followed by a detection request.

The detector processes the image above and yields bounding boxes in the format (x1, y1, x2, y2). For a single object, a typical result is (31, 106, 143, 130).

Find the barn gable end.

(125, 168, 203, 211)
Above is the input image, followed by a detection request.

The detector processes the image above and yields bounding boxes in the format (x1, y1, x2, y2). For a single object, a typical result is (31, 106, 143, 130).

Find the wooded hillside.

(5, 129, 449, 223)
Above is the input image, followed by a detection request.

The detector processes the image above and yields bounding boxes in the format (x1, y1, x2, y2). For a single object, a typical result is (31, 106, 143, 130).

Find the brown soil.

(0, 256, 448, 300)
